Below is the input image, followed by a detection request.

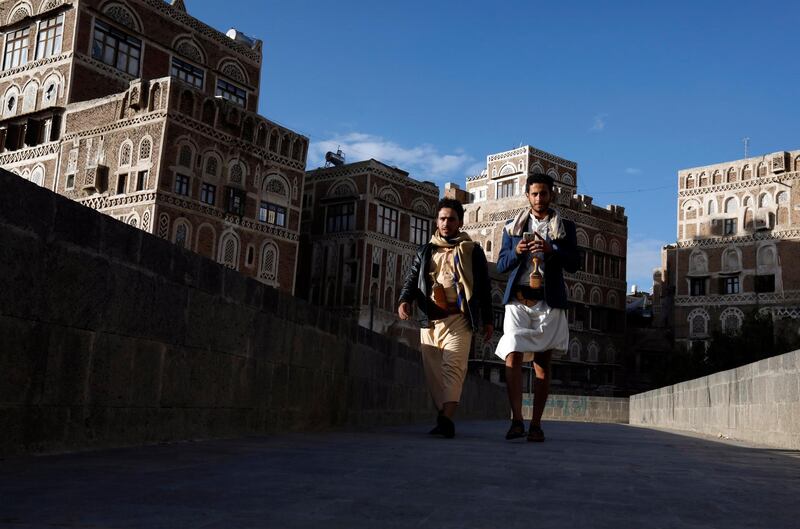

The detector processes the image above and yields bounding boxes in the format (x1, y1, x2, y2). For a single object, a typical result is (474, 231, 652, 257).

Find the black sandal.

(505, 420, 526, 440)
(527, 425, 545, 442)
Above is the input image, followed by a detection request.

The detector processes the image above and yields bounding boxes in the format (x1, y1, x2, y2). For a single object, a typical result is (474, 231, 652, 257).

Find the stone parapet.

(630, 350, 800, 449)
(0, 169, 506, 456)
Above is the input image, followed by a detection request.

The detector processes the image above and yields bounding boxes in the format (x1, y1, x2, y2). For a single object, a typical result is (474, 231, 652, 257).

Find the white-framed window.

(36, 14, 64, 59)
(92, 20, 141, 76)
(496, 180, 515, 199)
(259, 201, 287, 227)
(216, 78, 246, 106)
(410, 216, 430, 245)
(378, 204, 398, 238)
(171, 57, 204, 88)
(4, 27, 30, 70)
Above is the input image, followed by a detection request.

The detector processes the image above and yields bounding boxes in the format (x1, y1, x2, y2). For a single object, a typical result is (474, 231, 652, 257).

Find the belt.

(515, 287, 542, 307)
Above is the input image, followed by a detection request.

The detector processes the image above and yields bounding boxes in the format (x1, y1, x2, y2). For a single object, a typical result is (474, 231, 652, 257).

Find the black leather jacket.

(398, 242, 493, 330)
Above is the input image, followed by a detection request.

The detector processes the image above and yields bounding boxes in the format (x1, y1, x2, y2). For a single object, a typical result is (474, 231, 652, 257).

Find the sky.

(188, 0, 800, 292)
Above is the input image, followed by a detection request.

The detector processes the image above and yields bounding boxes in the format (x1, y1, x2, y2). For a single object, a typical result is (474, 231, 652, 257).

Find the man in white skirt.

(495, 173, 579, 442)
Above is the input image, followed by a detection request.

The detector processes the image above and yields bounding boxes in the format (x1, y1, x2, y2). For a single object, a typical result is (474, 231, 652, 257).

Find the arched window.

(572, 283, 585, 302)
(758, 162, 767, 177)
(721, 247, 741, 273)
(593, 234, 606, 252)
(204, 154, 219, 178)
(29, 166, 44, 186)
(720, 308, 744, 335)
(218, 233, 239, 269)
(229, 162, 245, 184)
(742, 165, 752, 179)
(569, 339, 581, 361)
(149, 82, 161, 111)
(685, 174, 695, 189)
(259, 242, 278, 283)
(256, 124, 267, 147)
(280, 134, 290, 157)
(201, 99, 215, 125)
(590, 287, 602, 305)
(138, 138, 152, 161)
(706, 199, 717, 216)
(179, 90, 194, 116)
(724, 197, 738, 214)
(576, 229, 590, 247)
(758, 193, 772, 208)
(776, 191, 789, 225)
(485, 240, 492, 252)
(688, 309, 709, 338)
(269, 130, 279, 152)
(712, 171, 722, 185)
(727, 167, 737, 182)
(292, 138, 303, 160)
(178, 144, 193, 169)
(587, 342, 600, 362)
(174, 222, 189, 249)
(119, 141, 133, 166)
(242, 117, 254, 142)
(607, 291, 619, 308)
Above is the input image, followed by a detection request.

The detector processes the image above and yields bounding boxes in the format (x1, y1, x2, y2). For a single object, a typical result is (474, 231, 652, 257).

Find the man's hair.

(436, 198, 464, 222)
(526, 173, 555, 193)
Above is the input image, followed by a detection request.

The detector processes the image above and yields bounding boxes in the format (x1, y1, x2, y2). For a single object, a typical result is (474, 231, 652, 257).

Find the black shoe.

(437, 415, 455, 439)
(428, 424, 443, 435)
(505, 420, 526, 440)
(527, 425, 545, 442)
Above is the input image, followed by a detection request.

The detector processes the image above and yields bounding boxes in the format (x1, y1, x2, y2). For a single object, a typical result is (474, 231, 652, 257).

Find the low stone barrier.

(629, 350, 800, 449)
(523, 394, 629, 423)
(0, 171, 507, 456)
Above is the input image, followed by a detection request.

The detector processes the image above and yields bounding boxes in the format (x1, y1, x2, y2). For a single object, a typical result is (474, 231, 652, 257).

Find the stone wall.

(524, 394, 629, 423)
(0, 170, 507, 456)
(630, 350, 800, 449)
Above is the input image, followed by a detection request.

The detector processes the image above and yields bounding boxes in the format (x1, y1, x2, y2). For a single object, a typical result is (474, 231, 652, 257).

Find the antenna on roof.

(743, 137, 750, 159)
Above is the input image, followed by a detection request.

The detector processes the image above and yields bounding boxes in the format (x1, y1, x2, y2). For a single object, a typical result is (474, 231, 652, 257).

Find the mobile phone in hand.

(523, 232, 534, 242)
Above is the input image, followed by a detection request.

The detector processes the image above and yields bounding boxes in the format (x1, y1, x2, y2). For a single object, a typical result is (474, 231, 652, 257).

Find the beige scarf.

(505, 207, 566, 240)
(429, 231, 475, 307)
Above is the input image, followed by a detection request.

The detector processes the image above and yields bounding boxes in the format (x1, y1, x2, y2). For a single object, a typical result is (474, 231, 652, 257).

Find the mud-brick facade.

(297, 160, 439, 339)
(455, 146, 629, 395)
(656, 150, 800, 351)
(0, 0, 308, 293)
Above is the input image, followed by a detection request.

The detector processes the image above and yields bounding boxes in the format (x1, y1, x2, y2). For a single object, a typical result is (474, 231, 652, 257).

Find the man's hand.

(515, 239, 532, 255)
(398, 301, 412, 320)
(530, 237, 553, 254)
(483, 323, 494, 341)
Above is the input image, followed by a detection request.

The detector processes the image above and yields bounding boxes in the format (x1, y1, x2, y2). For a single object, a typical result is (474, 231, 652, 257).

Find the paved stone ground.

(1, 420, 799, 528)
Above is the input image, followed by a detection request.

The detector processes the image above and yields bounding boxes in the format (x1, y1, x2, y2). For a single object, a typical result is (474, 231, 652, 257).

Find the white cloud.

(625, 236, 669, 294)
(307, 132, 476, 181)
(590, 113, 608, 132)
(625, 167, 642, 175)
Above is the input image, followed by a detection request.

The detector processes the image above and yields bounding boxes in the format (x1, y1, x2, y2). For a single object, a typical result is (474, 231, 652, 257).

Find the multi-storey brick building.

(296, 159, 439, 339)
(0, 0, 308, 292)
(455, 146, 629, 394)
(655, 150, 800, 350)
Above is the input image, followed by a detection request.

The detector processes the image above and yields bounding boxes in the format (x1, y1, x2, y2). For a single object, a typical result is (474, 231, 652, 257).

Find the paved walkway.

(1, 421, 799, 528)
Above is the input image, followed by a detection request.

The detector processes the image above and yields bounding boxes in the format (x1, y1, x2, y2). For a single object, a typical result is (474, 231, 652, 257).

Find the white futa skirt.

(494, 300, 569, 362)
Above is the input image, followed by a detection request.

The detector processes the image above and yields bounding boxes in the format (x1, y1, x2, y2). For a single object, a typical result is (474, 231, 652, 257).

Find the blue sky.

(189, 0, 800, 292)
